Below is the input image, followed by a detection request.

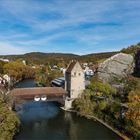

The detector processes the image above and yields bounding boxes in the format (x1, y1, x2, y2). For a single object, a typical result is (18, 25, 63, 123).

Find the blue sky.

(0, 0, 140, 55)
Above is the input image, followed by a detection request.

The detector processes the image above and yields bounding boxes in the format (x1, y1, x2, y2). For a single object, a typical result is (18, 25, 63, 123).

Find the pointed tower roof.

(66, 61, 77, 73)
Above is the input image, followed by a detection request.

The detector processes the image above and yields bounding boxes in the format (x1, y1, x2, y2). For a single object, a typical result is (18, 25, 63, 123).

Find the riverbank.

(0, 80, 22, 140)
(0, 94, 20, 140)
(61, 107, 130, 140)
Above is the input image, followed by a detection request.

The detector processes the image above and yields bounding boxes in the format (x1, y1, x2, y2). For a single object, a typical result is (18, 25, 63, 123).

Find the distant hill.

(0, 52, 78, 65)
(0, 51, 119, 65)
(1, 42, 140, 65)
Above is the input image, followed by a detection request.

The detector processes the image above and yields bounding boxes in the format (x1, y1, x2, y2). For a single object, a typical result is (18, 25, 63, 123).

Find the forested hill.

(0, 52, 78, 64)
(1, 42, 140, 65)
(0, 51, 118, 64)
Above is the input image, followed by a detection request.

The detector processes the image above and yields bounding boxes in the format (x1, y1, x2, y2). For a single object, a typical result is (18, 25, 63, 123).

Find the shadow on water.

(14, 79, 122, 140)
(14, 79, 36, 88)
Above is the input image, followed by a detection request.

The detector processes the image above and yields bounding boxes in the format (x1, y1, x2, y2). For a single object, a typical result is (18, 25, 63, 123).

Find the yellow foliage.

(96, 92, 103, 96)
(126, 89, 140, 128)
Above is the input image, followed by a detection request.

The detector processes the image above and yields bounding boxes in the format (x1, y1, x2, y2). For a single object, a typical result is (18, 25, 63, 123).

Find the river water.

(14, 79, 122, 140)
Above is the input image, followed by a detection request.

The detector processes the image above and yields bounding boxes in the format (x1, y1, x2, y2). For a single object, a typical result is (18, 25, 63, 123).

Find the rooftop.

(11, 87, 67, 97)
(66, 61, 77, 73)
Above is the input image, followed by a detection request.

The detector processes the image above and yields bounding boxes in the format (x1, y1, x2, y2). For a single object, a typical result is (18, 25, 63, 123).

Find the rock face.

(98, 53, 134, 82)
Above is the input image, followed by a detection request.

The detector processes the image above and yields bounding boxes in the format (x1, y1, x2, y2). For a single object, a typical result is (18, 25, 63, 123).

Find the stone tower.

(64, 61, 85, 109)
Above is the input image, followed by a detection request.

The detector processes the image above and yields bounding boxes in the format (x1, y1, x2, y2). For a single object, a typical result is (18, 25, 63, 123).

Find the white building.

(83, 62, 88, 68)
(0, 58, 9, 62)
(3, 74, 11, 83)
(0, 76, 6, 85)
(84, 66, 94, 76)
(22, 60, 26, 65)
(60, 68, 66, 75)
(64, 61, 85, 109)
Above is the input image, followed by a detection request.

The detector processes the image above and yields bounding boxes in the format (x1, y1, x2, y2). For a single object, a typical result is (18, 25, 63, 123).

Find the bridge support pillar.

(64, 97, 74, 110)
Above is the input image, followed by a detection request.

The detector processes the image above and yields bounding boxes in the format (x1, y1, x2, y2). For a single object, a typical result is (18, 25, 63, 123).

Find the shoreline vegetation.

(72, 76, 140, 140)
(0, 60, 34, 140)
(0, 94, 20, 140)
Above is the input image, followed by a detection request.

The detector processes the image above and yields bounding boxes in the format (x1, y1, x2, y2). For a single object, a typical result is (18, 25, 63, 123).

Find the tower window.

(74, 72, 76, 76)
(79, 73, 81, 76)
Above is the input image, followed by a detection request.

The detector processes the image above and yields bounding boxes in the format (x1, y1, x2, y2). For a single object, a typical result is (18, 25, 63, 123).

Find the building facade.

(65, 61, 85, 99)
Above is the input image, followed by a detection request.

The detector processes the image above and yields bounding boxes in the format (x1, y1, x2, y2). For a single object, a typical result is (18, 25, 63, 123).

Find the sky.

(0, 0, 140, 55)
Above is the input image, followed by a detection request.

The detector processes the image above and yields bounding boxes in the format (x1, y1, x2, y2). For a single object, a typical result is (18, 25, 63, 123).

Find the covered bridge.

(10, 87, 67, 102)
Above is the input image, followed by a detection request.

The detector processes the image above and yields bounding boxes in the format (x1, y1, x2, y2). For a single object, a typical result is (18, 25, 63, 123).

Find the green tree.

(0, 60, 6, 74)
(88, 78, 116, 99)
(73, 89, 96, 116)
(0, 95, 20, 140)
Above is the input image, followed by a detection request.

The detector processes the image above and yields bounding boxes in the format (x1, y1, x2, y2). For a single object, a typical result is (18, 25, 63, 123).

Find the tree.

(126, 89, 140, 128)
(88, 78, 116, 99)
(3, 61, 35, 83)
(0, 94, 20, 140)
(73, 89, 96, 116)
(0, 61, 6, 74)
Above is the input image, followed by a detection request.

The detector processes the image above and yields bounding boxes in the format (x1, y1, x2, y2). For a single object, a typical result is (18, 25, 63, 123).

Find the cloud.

(0, 0, 140, 54)
(0, 42, 27, 55)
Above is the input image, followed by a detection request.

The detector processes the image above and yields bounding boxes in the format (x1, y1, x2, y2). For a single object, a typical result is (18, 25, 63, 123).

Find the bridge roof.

(11, 87, 67, 97)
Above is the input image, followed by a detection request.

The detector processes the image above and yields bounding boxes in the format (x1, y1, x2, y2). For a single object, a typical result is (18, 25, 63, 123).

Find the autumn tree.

(126, 89, 140, 128)
(4, 61, 35, 83)
(88, 77, 116, 99)
(0, 94, 20, 140)
(0, 60, 6, 74)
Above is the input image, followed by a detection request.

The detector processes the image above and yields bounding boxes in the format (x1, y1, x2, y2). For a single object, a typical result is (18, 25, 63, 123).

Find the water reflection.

(15, 101, 122, 140)
(16, 102, 59, 122)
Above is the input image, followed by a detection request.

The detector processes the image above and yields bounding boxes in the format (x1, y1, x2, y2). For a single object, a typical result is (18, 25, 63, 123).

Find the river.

(14, 79, 122, 140)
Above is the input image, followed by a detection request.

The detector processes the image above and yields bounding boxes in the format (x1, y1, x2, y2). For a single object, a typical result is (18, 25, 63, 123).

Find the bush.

(0, 95, 20, 140)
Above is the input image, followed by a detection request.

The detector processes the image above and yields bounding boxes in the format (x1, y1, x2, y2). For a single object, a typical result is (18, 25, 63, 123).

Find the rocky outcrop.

(98, 53, 134, 82)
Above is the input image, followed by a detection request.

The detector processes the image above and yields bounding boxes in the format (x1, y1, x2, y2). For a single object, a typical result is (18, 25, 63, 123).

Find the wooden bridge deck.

(10, 87, 67, 101)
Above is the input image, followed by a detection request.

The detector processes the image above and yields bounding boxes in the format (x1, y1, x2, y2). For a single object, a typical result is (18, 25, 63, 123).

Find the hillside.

(79, 51, 118, 63)
(0, 52, 78, 65)
(121, 42, 140, 54)
(0, 51, 119, 65)
(1, 42, 140, 65)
